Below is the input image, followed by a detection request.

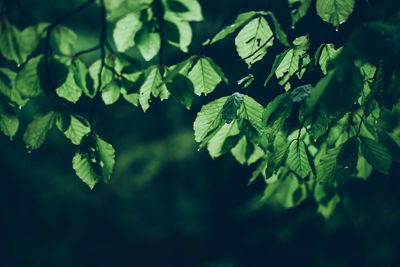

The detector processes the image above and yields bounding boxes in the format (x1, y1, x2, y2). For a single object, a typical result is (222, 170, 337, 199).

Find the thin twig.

(201, 0, 247, 55)
(15, 0, 36, 23)
(74, 44, 101, 57)
(89, 0, 106, 132)
(242, 35, 274, 61)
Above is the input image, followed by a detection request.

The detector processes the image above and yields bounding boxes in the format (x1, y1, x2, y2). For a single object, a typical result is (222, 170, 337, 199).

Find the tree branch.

(241, 35, 274, 61)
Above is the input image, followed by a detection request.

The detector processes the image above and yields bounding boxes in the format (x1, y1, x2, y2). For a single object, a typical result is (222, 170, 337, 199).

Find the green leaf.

(134, 26, 161, 61)
(188, 57, 222, 95)
(23, 111, 56, 151)
(378, 130, 400, 163)
(265, 11, 290, 47)
(0, 21, 22, 64)
(203, 11, 257, 45)
(88, 59, 113, 96)
(113, 12, 142, 52)
(316, 0, 355, 28)
(164, 17, 192, 52)
(0, 67, 28, 107)
(239, 95, 264, 132)
(264, 50, 289, 87)
(63, 115, 90, 145)
(237, 74, 254, 89)
(53, 26, 77, 55)
(360, 136, 392, 174)
(318, 44, 343, 74)
(316, 146, 341, 182)
(106, 0, 152, 22)
(56, 69, 82, 103)
(336, 136, 359, 176)
(16, 55, 43, 98)
(206, 57, 229, 85)
(355, 155, 373, 180)
(286, 141, 312, 178)
(222, 92, 243, 124)
(0, 98, 19, 139)
(165, 0, 189, 13)
(193, 96, 227, 143)
(139, 66, 167, 112)
(235, 16, 274, 67)
(166, 74, 194, 109)
(207, 120, 240, 158)
(72, 134, 115, 189)
(102, 80, 121, 105)
(288, 0, 312, 26)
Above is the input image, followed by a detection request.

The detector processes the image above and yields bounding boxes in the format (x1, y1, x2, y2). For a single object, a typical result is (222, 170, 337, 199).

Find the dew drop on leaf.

(291, 26, 295, 30)
(335, 28, 339, 32)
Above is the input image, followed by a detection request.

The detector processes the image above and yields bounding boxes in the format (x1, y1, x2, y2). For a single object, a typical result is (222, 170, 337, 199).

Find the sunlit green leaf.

(360, 136, 392, 174)
(316, 0, 355, 28)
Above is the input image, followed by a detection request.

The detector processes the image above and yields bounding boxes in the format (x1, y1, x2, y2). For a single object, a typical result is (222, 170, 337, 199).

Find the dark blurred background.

(1, 0, 400, 266)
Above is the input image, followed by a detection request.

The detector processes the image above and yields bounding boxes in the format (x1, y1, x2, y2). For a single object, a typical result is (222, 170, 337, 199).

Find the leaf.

(265, 11, 290, 47)
(102, 80, 121, 105)
(88, 59, 113, 96)
(193, 96, 227, 143)
(139, 66, 166, 112)
(264, 50, 289, 87)
(207, 120, 240, 158)
(206, 57, 229, 85)
(336, 136, 359, 176)
(166, 74, 194, 109)
(63, 115, 90, 145)
(289, 84, 312, 102)
(37, 56, 69, 96)
(0, 68, 28, 107)
(0, 21, 22, 64)
(188, 57, 222, 95)
(164, 17, 192, 52)
(231, 136, 251, 165)
(56, 69, 82, 103)
(165, 0, 189, 13)
(239, 95, 264, 132)
(23, 111, 56, 151)
(222, 92, 243, 124)
(16, 55, 43, 98)
(134, 26, 161, 61)
(203, 11, 257, 45)
(316, 146, 341, 182)
(378, 130, 400, 163)
(235, 16, 274, 67)
(113, 12, 142, 52)
(316, 0, 355, 28)
(286, 141, 312, 178)
(237, 74, 254, 88)
(72, 134, 115, 189)
(288, 0, 312, 26)
(53, 26, 77, 55)
(0, 98, 19, 139)
(360, 136, 392, 174)
(318, 44, 342, 74)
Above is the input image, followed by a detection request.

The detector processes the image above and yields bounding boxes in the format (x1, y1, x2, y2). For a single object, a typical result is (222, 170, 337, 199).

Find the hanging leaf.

(286, 141, 312, 178)
(288, 0, 312, 26)
(23, 111, 56, 151)
(336, 136, 359, 176)
(360, 136, 392, 174)
(316, 146, 341, 182)
(72, 134, 115, 189)
(102, 80, 121, 105)
(134, 26, 161, 61)
(316, 0, 355, 28)
(53, 26, 77, 55)
(0, 98, 19, 139)
(166, 74, 194, 109)
(56, 69, 82, 103)
(235, 16, 274, 67)
(113, 12, 142, 52)
(187, 57, 223, 95)
(318, 44, 343, 75)
(16, 55, 43, 98)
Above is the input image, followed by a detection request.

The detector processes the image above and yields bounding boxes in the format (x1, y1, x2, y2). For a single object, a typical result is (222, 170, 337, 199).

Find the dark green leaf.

(222, 92, 243, 124)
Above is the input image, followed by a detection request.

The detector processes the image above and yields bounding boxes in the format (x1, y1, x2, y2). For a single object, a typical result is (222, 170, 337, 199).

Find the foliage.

(0, 0, 399, 220)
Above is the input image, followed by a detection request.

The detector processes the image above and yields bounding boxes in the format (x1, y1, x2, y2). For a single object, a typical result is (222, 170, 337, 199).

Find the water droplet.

(344, 166, 349, 170)
(197, 148, 200, 152)
(99, 161, 104, 167)
(291, 25, 295, 30)
(18, 105, 22, 110)
(91, 158, 97, 163)
(335, 28, 339, 32)
(17, 64, 21, 68)
(230, 24, 235, 28)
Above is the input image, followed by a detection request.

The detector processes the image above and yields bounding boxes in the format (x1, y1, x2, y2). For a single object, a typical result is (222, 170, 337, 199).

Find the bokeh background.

(1, 0, 400, 266)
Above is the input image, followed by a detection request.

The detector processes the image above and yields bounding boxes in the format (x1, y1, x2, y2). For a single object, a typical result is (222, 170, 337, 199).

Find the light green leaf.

(0, 68, 28, 107)
(188, 57, 222, 95)
(235, 16, 274, 67)
(288, 0, 312, 26)
(355, 155, 373, 180)
(72, 134, 115, 189)
(360, 136, 392, 174)
(53, 26, 77, 55)
(316, 0, 355, 28)
(135, 27, 161, 61)
(378, 130, 400, 163)
(207, 120, 240, 158)
(163, 0, 203, 22)
(56, 70, 82, 103)
(203, 11, 257, 45)
(318, 44, 343, 74)
(193, 96, 227, 142)
(23, 111, 56, 151)
(88, 59, 113, 96)
(139, 66, 166, 112)
(18, 25, 40, 62)
(264, 50, 290, 87)
(102, 80, 121, 105)
(0, 21, 22, 64)
(62, 114, 90, 145)
(239, 95, 264, 132)
(237, 74, 254, 89)
(113, 12, 142, 52)
(287, 141, 312, 178)
(16, 55, 43, 98)
(222, 92, 243, 124)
